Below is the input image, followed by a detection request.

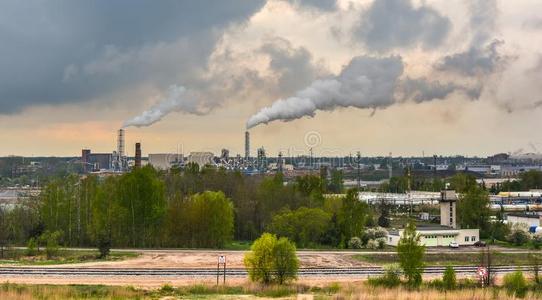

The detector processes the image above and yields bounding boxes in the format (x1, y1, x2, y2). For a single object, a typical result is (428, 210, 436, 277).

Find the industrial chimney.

(245, 131, 250, 159)
(135, 142, 141, 168)
(117, 129, 125, 158)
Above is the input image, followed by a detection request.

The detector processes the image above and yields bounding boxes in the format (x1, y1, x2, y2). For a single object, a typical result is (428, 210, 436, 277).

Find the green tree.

(328, 170, 344, 193)
(519, 170, 542, 190)
(244, 233, 276, 284)
(449, 173, 477, 193)
(397, 221, 425, 288)
(457, 187, 491, 237)
(339, 189, 371, 245)
(273, 237, 299, 284)
(244, 233, 299, 285)
(268, 207, 331, 248)
(442, 265, 456, 290)
(503, 271, 527, 298)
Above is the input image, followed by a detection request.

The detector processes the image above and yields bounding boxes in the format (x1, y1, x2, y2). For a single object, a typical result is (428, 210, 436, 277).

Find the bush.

(503, 271, 528, 298)
(377, 237, 387, 249)
(25, 238, 38, 256)
(348, 237, 362, 249)
(442, 266, 456, 290)
(41, 231, 62, 259)
(506, 225, 531, 246)
(532, 234, 542, 250)
(366, 239, 379, 250)
(96, 233, 111, 259)
(368, 263, 401, 288)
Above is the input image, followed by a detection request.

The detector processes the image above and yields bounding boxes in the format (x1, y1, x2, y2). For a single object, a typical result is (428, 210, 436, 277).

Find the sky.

(1, 0, 542, 157)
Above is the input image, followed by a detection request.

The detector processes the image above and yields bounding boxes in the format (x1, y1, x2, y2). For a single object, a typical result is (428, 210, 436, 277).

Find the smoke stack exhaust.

(135, 142, 141, 168)
(117, 129, 125, 158)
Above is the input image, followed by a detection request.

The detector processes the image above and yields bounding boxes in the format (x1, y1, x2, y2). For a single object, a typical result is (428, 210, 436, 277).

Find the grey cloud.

(260, 38, 323, 96)
(353, 0, 451, 51)
(401, 78, 481, 102)
(437, 0, 503, 76)
(438, 40, 504, 76)
(285, 0, 337, 11)
(0, 0, 266, 114)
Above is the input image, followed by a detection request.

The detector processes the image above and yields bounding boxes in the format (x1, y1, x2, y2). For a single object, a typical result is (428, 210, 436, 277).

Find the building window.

(471, 236, 476, 241)
(465, 236, 469, 242)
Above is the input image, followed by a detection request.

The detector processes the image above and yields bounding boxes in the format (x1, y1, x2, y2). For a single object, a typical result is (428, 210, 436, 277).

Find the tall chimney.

(82, 149, 91, 173)
(245, 131, 250, 159)
(135, 142, 141, 168)
(117, 129, 125, 158)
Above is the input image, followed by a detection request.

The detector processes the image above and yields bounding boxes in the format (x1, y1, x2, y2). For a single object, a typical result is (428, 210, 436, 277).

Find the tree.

(397, 221, 425, 288)
(377, 200, 391, 228)
(244, 233, 277, 284)
(339, 189, 372, 245)
(457, 187, 491, 237)
(503, 271, 527, 298)
(328, 170, 344, 194)
(244, 233, 299, 285)
(268, 207, 331, 248)
(449, 173, 477, 193)
(442, 265, 456, 290)
(273, 237, 299, 284)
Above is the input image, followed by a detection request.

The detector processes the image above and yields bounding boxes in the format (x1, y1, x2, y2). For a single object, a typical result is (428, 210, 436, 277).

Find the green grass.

(223, 241, 252, 250)
(0, 249, 139, 265)
(354, 251, 542, 266)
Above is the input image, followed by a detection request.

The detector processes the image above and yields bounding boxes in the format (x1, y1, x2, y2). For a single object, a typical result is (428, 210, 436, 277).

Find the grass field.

(354, 251, 542, 266)
(1, 282, 542, 299)
(0, 249, 139, 265)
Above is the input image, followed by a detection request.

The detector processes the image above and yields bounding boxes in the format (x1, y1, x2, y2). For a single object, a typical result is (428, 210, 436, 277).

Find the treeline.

(0, 164, 371, 249)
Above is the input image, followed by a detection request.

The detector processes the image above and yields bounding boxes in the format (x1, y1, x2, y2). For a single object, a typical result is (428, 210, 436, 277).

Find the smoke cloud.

(123, 85, 203, 128)
(246, 55, 483, 129)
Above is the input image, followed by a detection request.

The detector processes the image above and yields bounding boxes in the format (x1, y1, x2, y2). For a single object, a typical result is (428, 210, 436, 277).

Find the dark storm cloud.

(353, 0, 451, 51)
(0, 0, 266, 114)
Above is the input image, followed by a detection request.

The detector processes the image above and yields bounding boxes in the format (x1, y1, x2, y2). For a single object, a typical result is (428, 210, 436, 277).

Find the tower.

(135, 143, 141, 168)
(245, 131, 250, 159)
(440, 190, 457, 229)
(117, 129, 125, 158)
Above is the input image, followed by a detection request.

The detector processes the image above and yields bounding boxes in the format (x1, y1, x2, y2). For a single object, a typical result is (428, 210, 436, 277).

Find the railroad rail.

(0, 266, 531, 277)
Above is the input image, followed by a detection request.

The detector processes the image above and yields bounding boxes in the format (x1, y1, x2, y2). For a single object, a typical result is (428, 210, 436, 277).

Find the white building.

(507, 213, 541, 228)
(387, 190, 480, 247)
(187, 152, 214, 166)
(148, 153, 183, 170)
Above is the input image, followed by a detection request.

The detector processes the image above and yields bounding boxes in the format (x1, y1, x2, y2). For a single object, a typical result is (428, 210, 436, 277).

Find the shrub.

(377, 237, 387, 249)
(442, 266, 456, 290)
(397, 222, 425, 288)
(503, 271, 528, 298)
(96, 233, 111, 259)
(366, 239, 379, 250)
(41, 231, 62, 259)
(25, 238, 38, 256)
(506, 225, 531, 246)
(368, 263, 401, 288)
(348, 237, 362, 249)
(532, 234, 542, 250)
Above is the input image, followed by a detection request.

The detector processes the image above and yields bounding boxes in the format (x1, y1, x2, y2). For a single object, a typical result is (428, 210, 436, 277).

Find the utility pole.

(357, 151, 361, 189)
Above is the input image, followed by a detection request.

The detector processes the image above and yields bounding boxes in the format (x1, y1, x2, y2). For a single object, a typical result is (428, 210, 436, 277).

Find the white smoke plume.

(123, 85, 203, 128)
(247, 55, 403, 129)
(246, 55, 480, 129)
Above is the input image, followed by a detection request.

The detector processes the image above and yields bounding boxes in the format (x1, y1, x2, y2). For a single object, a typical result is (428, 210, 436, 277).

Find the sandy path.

(21, 251, 372, 269)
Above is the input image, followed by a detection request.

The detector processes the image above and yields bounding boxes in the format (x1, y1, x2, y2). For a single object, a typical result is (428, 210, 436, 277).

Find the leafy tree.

(339, 189, 372, 245)
(244, 233, 277, 284)
(519, 170, 542, 190)
(457, 187, 491, 237)
(397, 221, 425, 288)
(449, 173, 477, 193)
(244, 233, 299, 285)
(273, 237, 299, 284)
(377, 200, 391, 228)
(506, 224, 531, 246)
(328, 170, 344, 193)
(268, 207, 331, 248)
(442, 265, 456, 290)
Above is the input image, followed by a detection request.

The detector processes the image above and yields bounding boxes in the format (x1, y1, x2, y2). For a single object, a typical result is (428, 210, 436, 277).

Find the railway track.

(0, 266, 531, 277)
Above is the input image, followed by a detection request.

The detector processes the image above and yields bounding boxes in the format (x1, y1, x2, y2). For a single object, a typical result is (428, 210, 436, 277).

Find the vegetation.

(503, 271, 528, 298)
(442, 265, 457, 290)
(354, 252, 542, 266)
(397, 221, 425, 287)
(244, 233, 299, 285)
(0, 248, 137, 265)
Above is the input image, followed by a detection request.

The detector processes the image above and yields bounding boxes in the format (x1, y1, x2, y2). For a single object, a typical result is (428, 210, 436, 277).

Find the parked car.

(449, 241, 459, 248)
(474, 240, 487, 247)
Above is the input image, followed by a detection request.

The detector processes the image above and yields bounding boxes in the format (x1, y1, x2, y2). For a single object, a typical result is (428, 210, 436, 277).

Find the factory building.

(148, 153, 183, 170)
(387, 190, 480, 247)
(188, 152, 214, 167)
